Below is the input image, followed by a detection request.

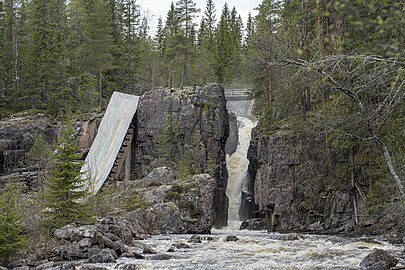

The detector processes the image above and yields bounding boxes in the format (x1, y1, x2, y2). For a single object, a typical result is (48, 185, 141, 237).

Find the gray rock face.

(133, 85, 229, 227)
(124, 172, 217, 234)
(225, 112, 238, 156)
(359, 249, 398, 268)
(0, 112, 101, 190)
(142, 167, 174, 187)
(0, 112, 58, 188)
(247, 126, 355, 232)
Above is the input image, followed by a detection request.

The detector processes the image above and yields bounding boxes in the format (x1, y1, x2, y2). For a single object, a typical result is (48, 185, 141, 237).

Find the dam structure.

(80, 92, 139, 195)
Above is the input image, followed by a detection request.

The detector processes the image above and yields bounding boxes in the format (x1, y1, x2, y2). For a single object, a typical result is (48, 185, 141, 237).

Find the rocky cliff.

(245, 121, 405, 239)
(246, 123, 361, 232)
(133, 84, 229, 227)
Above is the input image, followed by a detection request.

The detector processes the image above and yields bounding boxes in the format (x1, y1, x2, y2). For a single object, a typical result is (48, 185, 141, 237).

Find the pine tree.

(44, 116, 92, 229)
(0, 185, 28, 265)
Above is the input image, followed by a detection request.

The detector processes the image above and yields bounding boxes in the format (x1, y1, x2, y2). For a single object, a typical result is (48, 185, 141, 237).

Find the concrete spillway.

(81, 92, 139, 195)
(226, 99, 255, 118)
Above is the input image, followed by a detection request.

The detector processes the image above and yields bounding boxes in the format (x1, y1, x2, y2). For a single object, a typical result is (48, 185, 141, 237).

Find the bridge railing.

(225, 89, 250, 98)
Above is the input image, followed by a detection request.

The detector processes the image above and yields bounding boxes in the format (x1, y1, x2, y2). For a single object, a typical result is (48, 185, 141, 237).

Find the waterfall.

(226, 116, 257, 222)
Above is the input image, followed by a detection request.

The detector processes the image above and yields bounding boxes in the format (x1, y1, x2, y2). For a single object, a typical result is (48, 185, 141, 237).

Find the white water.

(91, 229, 404, 269)
(226, 117, 257, 221)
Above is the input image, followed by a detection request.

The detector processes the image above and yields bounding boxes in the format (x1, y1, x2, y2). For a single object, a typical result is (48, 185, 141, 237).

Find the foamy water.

(226, 117, 257, 221)
(90, 225, 404, 269)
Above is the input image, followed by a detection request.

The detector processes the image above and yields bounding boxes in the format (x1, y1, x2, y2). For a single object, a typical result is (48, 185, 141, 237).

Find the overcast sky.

(137, 0, 262, 31)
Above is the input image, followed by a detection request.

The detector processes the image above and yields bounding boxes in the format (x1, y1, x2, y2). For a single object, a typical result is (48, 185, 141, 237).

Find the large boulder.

(54, 225, 97, 241)
(359, 249, 398, 268)
(124, 172, 217, 234)
(88, 249, 118, 263)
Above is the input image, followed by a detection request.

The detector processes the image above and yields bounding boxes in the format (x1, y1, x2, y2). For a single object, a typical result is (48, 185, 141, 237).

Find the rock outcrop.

(246, 125, 356, 232)
(123, 168, 217, 234)
(245, 121, 405, 239)
(16, 168, 216, 267)
(0, 112, 102, 191)
(0, 112, 58, 176)
(133, 85, 229, 227)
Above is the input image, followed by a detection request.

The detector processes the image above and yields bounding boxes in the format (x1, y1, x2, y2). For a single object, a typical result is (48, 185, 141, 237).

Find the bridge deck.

(81, 92, 139, 195)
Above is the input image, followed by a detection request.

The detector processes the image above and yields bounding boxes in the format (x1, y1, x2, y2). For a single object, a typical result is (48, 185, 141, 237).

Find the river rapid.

(95, 226, 405, 269)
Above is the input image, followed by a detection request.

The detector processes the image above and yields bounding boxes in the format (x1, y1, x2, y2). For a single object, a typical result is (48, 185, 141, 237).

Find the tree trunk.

(351, 146, 358, 225)
(374, 137, 405, 198)
(99, 69, 102, 111)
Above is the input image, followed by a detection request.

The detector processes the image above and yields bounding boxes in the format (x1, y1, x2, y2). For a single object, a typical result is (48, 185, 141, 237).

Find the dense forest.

(0, 0, 404, 265)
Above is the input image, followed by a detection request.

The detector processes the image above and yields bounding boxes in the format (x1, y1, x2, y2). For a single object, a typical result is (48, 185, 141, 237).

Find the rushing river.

(95, 226, 405, 269)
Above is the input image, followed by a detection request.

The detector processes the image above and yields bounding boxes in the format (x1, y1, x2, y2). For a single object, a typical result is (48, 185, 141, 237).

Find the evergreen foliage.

(44, 116, 92, 229)
(0, 185, 28, 265)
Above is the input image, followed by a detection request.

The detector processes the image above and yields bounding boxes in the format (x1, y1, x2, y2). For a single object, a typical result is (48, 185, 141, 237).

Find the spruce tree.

(30, 0, 68, 113)
(175, 0, 200, 87)
(44, 116, 91, 229)
(215, 4, 232, 85)
(196, 0, 217, 83)
(0, 185, 28, 265)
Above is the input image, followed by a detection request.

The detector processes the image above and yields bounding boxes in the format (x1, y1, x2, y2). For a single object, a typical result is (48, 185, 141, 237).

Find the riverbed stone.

(36, 261, 55, 270)
(188, 235, 202, 243)
(174, 242, 191, 249)
(120, 252, 144, 259)
(225, 235, 238, 242)
(240, 218, 267, 231)
(147, 254, 176, 260)
(118, 265, 139, 270)
(80, 265, 108, 270)
(88, 249, 117, 263)
(12, 267, 30, 270)
(142, 246, 157, 254)
(365, 261, 389, 270)
(284, 233, 304, 241)
(360, 249, 398, 268)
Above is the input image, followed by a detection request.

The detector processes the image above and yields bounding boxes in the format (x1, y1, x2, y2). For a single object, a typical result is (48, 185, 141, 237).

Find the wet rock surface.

(360, 248, 398, 268)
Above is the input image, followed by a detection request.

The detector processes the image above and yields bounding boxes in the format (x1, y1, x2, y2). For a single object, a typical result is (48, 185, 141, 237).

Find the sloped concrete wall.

(81, 92, 139, 195)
